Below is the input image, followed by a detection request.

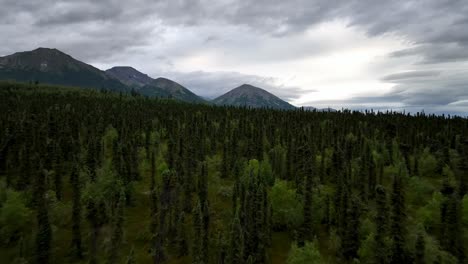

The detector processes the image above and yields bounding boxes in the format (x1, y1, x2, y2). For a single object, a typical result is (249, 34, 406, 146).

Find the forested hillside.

(0, 82, 467, 264)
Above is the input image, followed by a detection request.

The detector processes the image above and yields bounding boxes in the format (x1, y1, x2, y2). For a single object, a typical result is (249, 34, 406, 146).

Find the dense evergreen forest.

(0, 81, 467, 264)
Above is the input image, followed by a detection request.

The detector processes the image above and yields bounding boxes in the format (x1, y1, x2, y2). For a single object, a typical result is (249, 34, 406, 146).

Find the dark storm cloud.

(390, 43, 468, 64)
(3, 0, 468, 58)
(0, 0, 159, 61)
(35, 4, 123, 26)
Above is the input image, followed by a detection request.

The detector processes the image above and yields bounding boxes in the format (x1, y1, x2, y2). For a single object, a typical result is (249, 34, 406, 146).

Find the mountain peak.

(0, 47, 89, 73)
(29, 47, 70, 57)
(154, 77, 175, 83)
(33, 47, 60, 52)
(109, 66, 136, 70)
(235, 84, 261, 90)
(213, 84, 295, 110)
(0, 47, 128, 91)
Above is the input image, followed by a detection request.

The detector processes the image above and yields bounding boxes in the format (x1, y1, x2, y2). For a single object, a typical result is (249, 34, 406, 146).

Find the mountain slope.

(213, 84, 295, 109)
(107, 66, 205, 103)
(106, 66, 153, 87)
(142, 77, 205, 103)
(0, 48, 128, 91)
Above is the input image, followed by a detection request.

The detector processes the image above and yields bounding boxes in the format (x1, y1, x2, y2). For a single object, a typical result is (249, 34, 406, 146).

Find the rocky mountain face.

(213, 84, 295, 110)
(106, 66, 153, 87)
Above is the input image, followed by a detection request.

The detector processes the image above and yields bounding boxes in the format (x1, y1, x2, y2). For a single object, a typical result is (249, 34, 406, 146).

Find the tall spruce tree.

(108, 191, 125, 264)
(415, 232, 425, 264)
(227, 209, 244, 264)
(35, 170, 52, 264)
(298, 146, 314, 247)
(175, 211, 188, 257)
(375, 185, 389, 264)
(193, 199, 203, 264)
(390, 169, 407, 264)
(70, 166, 83, 259)
(341, 196, 360, 261)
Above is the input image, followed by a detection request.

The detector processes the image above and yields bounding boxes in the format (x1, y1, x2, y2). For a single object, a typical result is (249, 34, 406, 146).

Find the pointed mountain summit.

(213, 84, 295, 109)
(0, 48, 128, 91)
(106, 66, 153, 87)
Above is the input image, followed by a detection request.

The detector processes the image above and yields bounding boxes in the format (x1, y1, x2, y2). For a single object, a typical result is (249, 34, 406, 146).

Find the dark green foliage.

(125, 247, 136, 264)
(390, 169, 407, 264)
(86, 198, 103, 264)
(442, 192, 465, 262)
(35, 171, 51, 264)
(341, 196, 360, 261)
(202, 202, 210, 264)
(375, 185, 389, 264)
(70, 166, 83, 259)
(298, 147, 314, 247)
(192, 199, 203, 264)
(175, 211, 188, 257)
(415, 233, 425, 264)
(0, 82, 467, 264)
(227, 209, 244, 264)
(108, 191, 125, 264)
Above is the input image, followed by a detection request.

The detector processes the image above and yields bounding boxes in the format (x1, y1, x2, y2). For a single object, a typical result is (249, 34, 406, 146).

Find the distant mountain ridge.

(213, 84, 295, 110)
(302, 106, 337, 112)
(0, 48, 305, 109)
(106, 67, 205, 103)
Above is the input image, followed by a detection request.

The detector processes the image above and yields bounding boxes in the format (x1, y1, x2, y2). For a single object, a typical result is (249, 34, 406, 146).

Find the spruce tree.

(390, 170, 407, 264)
(193, 200, 203, 264)
(86, 198, 99, 264)
(444, 193, 465, 263)
(375, 185, 389, 264)
(35, 170, 52, 264)
(226, 208, 244, 264)
(298, 150, 314, 247)
(70, 166, 83, 259)
(221, 138, 229, 179)
(175, 211, 188, 257)
(341, 196, 360, 261)
(415, 233, 425, 264)
(108, 191, 125, 264)
(202, 202, 210, 264)
(53, 143, 63, 200)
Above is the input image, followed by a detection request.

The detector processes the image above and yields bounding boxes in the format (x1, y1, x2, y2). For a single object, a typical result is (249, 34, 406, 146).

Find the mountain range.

(106, 66, 205, 103)
(0, 48, 333, 110)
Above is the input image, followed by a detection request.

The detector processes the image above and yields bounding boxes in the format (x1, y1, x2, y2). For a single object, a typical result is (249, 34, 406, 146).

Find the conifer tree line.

(0, 82, 467, 263)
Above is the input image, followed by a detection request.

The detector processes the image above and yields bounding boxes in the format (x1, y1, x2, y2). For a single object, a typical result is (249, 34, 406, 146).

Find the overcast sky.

(1, 0, 467, 114)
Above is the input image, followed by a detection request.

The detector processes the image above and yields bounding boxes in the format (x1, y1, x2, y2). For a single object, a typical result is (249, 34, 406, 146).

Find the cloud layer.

(1, 0, 467, 114)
